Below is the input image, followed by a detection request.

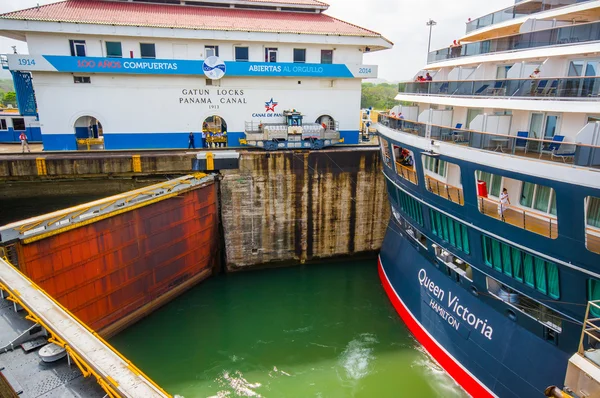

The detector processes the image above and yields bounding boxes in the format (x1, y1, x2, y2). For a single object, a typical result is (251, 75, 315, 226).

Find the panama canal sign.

(6, 55, 378, 79)
(419, 268, 494, 340)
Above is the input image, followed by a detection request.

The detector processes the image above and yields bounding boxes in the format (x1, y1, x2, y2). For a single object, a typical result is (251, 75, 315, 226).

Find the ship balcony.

(398, 76, 600, 100)
(464, 0, 597, 40)
(428, 20, 600, 64)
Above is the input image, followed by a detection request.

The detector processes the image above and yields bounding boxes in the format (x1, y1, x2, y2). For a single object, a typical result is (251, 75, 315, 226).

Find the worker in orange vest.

(19, 132, 30, 153)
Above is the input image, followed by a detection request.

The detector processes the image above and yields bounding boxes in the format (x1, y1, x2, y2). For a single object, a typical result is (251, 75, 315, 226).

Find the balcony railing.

(395, 162, 418, 185)
(425, 175, 464, 205)
(466, 0, 593, 34)
(399, 76, 600, 99)
(429, 20, 600, 63)
(377, 113, 600, 169)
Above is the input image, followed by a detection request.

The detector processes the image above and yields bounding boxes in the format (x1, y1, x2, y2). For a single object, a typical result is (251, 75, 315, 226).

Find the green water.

(111, 259, 467, 398)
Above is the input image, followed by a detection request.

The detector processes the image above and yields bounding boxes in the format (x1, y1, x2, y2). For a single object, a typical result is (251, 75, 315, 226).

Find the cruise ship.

(377, 1, 600, 397)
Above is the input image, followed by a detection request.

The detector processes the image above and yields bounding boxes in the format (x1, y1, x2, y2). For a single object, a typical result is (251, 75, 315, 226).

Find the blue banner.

(42, 55, 357, 78)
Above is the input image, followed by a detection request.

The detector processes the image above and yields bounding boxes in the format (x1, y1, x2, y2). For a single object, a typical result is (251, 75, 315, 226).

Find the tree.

(3, 91, 16, 107)
(360, 83, 399, 110)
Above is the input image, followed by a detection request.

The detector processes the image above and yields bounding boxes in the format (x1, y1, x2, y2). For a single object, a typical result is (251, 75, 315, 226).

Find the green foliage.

(3, 91, 16, 107)
(361, 83, 399, 110)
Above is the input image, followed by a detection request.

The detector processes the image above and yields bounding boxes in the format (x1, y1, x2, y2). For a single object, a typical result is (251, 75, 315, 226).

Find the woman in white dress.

(498, 188, 510, 222)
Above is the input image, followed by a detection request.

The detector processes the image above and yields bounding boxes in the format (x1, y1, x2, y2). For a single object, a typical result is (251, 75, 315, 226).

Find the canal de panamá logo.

(203, 56, 226, 80)
(265, 98, 278, 112)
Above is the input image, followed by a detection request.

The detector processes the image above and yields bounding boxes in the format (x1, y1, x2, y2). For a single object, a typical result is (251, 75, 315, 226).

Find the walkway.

(0, 256, 171, 398)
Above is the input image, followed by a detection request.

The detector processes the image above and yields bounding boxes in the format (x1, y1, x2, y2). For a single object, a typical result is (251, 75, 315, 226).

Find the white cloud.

(0, 0, 514, 81)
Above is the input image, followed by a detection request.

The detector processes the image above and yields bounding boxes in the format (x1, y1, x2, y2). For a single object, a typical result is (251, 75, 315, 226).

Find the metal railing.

(425, 175, 464, 205)
(395, 161, 418, 185)
(399, 76, 600, 99)
(428, 20, 600, 63)
(378, 113, 600, 169)
(466, 0, 593, 34)
(579, 300, 600, 356)
(478, 195, 558, 238)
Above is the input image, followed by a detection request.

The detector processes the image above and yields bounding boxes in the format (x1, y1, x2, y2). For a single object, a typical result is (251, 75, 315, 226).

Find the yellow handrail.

(0, 257, 171, 398)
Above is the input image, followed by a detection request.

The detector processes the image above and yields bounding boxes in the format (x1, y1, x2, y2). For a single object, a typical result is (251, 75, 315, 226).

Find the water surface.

(111, 259, 467, 398)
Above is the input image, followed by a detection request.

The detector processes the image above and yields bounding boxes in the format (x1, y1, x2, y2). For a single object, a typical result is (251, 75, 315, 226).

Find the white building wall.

(25, 33, 363, 63)
(32, 72, 361, 136)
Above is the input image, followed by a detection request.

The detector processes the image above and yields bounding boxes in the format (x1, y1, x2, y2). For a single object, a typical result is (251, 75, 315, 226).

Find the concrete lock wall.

(220, 148, 390, 268)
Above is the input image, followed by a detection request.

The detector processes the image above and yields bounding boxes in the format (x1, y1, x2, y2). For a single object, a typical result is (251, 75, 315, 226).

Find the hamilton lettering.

(418, 269, 494, 340)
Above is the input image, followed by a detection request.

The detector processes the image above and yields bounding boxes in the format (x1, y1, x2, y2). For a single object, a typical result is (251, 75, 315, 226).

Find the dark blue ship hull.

(379, 216, 569, 397)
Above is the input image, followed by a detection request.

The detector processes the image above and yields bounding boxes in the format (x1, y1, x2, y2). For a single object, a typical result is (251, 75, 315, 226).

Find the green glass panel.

(461, 226, 470, 254)
(482, 237, 492, 266)
(453, 222, 462, 251)
(490, 174, 502, 197)
(491, 239, 502, 271)
(478, 171, 492, 187)
(550, 192, 557, 216)
(442, 215, 449, 242)
(438, 160, 447, 177)
(501, 243, 512, 276)
(523, 254, 535, 287)
(547, 263, 560, 299)
(534, 257, 547, 294)
(511, 248, 523, 282)
(588, 280, 600, 317)
(106, 41, 122, 58)
(534, 185, 552, 213)
(521, 182, 535, 207)
(587, 197, 600, 228)
(448, 218, 456, 247)
(429, 209, 437, 235)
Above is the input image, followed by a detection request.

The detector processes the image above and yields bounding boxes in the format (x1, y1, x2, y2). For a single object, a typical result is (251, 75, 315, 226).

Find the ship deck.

(0, 298, 104, 398)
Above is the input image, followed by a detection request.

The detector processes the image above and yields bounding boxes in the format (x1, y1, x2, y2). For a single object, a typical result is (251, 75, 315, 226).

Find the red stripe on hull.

(378, 257, 495, 398)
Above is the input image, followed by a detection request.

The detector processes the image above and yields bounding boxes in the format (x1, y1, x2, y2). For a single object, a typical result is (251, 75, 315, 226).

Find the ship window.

(481, 235, 559, 299)
(586, 196, 600, 255)
(429, 209, 470, 254)
(12, 118, 25, 131)
(293, 49, 306, 63)
(235, 47, 249, 62)
(396, 188, 423, 226)
(69, 39, 86, 57)
(106, 41, 122, 58)
(140, 43, 156, 59)
(0, 119, 6, 130)
(588, 280, 600, 317)
(321, 50, 333, 64)
(391, 145, 417, 185)
(205, 45, 219, 58)
(520, 182, 556, 215)
(422, 155, 463, 206)
(265, 48, 278, 63)
(380, 139, 392, 169)
(476, 171, 501, 198)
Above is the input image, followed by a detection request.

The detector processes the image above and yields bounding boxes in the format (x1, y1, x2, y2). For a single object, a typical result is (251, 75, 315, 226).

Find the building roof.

(0, 0, 390, 42)
(242, 0, 329, 6)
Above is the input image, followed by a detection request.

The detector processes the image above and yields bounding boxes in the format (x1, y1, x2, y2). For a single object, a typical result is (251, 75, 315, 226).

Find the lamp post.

(426, 19, 437, 62)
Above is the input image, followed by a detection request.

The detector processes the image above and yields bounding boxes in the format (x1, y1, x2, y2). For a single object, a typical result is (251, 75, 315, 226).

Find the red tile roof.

(244, 0, 328, 6)
(0, 0, 389, 41)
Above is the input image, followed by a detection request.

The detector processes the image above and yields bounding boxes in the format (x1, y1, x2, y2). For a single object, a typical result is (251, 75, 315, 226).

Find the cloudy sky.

(0, 0, 513, 81)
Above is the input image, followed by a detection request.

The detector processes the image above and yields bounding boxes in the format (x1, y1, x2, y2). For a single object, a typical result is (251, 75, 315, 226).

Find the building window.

(0, 119, 6, 130)
(520, 182, 556, 215)
(293, 49, 306, 63)
(12, 118, 25, 131)
(265, 48, 278, 63)
(429, 209, 470, 254)
(482, 235, 560, 299)
(206, 79, 220, 87)
(140, 43, 156, 59)
(235, 47, 249, 62)
(69, 40, 86, 57)
(321, 49, 333, 64)
(205, 45, 219, 58)
(106, 41, 122, 58)
(73, 76, 91, 84)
